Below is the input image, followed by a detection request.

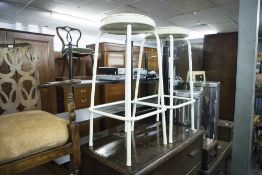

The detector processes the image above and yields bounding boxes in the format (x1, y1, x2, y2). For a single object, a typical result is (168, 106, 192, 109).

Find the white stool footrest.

(163, 95, 195, 109)
(89, 100, 166, 122)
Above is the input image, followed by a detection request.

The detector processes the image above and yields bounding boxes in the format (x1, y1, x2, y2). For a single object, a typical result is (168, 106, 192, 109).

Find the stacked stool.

(88, 13, 167, 166)
(158, 26, 195, 143)
(145, 26, 195, 143)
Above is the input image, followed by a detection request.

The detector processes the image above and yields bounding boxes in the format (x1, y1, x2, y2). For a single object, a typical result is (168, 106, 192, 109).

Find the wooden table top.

(81, 122, 203, 175)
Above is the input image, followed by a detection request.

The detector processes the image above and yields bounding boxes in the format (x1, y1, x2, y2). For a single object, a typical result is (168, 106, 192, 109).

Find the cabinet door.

(203, 32, 238, 121)
(6, 31, 57, 113)
(101, 83, 125, 103)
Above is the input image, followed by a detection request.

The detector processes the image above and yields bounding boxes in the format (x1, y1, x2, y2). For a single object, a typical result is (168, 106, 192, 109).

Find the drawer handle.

(80, 89, 87, 93)
(80, 98, 87, 103)
(187, 149, 199, 158)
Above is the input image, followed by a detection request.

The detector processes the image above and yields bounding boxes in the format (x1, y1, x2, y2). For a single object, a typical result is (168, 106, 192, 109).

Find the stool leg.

(132, 38, 145, 131)
(153, 31, 167, 145)
(125, 24, 132, 166)
(169, 35, 174, 143)
(89, 32, 103, 147)
(156, 83, 160, 122)
(185, 39, 195, 130)
(156, 42, 164, 122)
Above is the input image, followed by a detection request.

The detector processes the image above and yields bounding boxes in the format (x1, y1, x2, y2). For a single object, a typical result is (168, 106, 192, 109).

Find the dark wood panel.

(176, 45, 204, 80)
(78, 119, 101, 137)
(203, 32, 238, 121)
(101, 83, 125, 103)
(0, 144, 72, 175)
(18, 162, 68, 175)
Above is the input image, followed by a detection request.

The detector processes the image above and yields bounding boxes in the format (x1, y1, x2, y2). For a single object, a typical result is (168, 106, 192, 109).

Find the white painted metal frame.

(88, 25, 167, 167)
(154, 36, 195, 143)
(167, 37, 195, 143)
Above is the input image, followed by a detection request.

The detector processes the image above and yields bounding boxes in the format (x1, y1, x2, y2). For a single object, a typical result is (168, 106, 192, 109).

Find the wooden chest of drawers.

(57, 86, 100, 112)
(81, 124, 203, 175)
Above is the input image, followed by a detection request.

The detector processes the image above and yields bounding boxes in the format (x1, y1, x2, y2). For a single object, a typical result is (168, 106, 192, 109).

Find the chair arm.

(39, 79, 81, 88)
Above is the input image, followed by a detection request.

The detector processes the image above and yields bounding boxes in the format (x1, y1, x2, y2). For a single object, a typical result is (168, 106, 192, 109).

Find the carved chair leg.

(69, 123, 81, 175)
(67, 83, 81, 175)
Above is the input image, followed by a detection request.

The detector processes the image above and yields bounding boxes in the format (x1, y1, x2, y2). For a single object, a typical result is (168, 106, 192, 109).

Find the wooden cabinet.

(56, 85, 100, 112)
(203, 32, 238, 121)
(0, 28, 56, 113)
(81, 125, 203, 175)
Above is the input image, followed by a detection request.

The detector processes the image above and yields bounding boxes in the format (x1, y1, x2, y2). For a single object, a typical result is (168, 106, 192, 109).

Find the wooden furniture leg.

(67, 85, 81, 175)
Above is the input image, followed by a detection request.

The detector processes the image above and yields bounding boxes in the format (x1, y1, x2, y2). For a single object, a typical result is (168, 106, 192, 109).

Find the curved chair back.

(56, 26, 82, 51)
(0, 43, 41, 114)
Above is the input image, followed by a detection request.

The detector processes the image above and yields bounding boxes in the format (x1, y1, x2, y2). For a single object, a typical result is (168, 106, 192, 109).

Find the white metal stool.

(145, 26, 195, 143)
(88, 13, 167, 166)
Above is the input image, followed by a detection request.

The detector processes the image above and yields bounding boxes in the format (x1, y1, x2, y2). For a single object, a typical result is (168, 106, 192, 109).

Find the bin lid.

(174, 90, 202, 98)
(194, 81, 221, 87)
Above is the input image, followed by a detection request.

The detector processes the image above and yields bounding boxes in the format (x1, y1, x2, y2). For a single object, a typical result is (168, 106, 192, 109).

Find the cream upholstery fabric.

(0, 110, 69, 164)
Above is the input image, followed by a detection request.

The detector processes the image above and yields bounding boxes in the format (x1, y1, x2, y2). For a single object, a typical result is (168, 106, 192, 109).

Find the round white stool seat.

(147, 26, 189, 40)
(100, 13, 156, 35)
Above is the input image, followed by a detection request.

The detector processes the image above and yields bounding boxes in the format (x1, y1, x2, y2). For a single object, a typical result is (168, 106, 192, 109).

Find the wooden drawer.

(74, 87, 90, 97)
(63, 86, 100, 111)
(151, 136, 203, 175)
(75, 97, 89, 109)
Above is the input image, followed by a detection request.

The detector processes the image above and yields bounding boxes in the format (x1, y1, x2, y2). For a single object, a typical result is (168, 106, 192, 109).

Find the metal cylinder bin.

(174, 90, 203, 130)
(194, 81, 221, 139)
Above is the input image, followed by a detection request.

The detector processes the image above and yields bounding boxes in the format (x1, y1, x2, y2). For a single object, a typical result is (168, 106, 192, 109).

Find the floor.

(17, 162, 68, 175)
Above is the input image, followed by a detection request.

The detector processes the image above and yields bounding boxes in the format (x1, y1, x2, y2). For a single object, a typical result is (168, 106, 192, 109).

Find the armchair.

(0, 44, 80, 175)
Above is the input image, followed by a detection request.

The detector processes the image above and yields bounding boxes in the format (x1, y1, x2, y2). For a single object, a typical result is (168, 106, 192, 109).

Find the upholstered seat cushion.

(62, 47, 93, 57)
(0, 110, 69, 164)
(100, 13, 156, 35)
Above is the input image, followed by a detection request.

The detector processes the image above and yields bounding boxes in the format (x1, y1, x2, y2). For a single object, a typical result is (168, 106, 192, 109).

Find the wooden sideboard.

(0, 28, 57, 113)
(81, 123, 203, 175)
